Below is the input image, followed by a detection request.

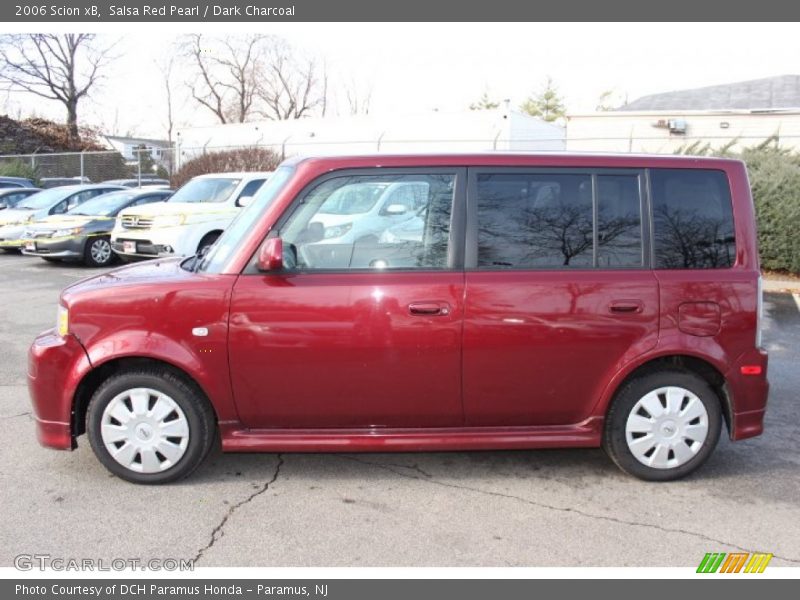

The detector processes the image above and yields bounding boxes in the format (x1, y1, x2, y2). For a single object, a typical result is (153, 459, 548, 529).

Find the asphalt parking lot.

(1, 252, 799, 568)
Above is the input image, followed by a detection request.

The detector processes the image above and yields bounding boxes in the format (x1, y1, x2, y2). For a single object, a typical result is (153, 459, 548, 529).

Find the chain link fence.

(0, 148, 175, 187)
(1, 132, 799, 188)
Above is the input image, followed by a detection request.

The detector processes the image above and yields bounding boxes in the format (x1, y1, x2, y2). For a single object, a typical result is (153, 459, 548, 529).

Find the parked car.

(102, 178, 171, 188)
(111, 172, 271, 261)
(21, 188, 173, 267)
(29, 154, 768, 484)
(40, 176, 92, 189)
(0, 176, 36, 188)
(0, 188, 42, 210)
(0, 185, 125, 251)
(309, 180, 426, 245)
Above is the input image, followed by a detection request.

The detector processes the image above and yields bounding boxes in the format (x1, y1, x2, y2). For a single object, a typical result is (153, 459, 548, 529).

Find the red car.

(28, 154, 769, 484)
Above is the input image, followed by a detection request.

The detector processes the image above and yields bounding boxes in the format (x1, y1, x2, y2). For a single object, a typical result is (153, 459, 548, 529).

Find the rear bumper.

(727, 347, 769, 441)
(33, 416, 74, 450)
(27, 330, 89, 451)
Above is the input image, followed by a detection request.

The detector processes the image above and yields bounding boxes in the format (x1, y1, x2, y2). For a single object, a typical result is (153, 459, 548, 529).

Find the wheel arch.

(71, 356, 219, 438)
(603, 354, 733, 439)
(197, 229, 224, 252)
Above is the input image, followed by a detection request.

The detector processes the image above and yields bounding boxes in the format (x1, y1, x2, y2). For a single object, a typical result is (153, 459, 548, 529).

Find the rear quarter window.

(650, 169, 736, 269)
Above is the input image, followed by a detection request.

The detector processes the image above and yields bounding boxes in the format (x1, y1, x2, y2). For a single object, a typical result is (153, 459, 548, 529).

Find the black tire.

(602, 369, 722, 481)
(83, 235, 116, 267)
(197, 232, 220, 257)
(86, 368, 216, 484)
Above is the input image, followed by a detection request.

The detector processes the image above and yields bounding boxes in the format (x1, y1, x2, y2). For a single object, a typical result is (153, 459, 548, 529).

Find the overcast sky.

(2, 22, 799, 139)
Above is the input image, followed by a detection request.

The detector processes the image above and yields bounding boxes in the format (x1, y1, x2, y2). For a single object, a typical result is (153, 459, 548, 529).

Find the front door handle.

(609, 300, 644, 314)
(408, 302, 451, 316)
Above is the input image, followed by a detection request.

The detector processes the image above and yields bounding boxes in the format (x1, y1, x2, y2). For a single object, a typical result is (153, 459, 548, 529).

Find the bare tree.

(182, 33, 265, 124)
(344, 77, 373, 116)
(0, 34, 116, 142)
(256, 39, 326, 120)
(157, 56, 176, 174)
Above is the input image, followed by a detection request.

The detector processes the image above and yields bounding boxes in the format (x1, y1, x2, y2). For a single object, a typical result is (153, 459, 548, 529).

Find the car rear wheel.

(84, 236, 115, 267)
(87, 368, 215, 484)
(603, 370, 722, 481)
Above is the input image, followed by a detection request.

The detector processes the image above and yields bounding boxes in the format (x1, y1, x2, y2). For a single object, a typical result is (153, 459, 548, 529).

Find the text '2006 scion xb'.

(28, 153, 768, 484)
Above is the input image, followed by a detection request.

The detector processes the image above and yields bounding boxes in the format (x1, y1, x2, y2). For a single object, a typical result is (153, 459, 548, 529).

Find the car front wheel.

(86, 368, 215, 484)
(84, 236, 115, 267)
(603, 370, 722, 481)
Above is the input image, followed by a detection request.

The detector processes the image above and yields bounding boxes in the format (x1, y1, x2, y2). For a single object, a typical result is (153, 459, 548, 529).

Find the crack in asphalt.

(338, 455, 800, 565)
(1, 411, 30, 420)
(193, 454, 284, 564)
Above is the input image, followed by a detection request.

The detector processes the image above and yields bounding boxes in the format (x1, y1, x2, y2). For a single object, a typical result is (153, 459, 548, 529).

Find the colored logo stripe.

(697, 552, 773, 573)
(744, 553, 773, 573)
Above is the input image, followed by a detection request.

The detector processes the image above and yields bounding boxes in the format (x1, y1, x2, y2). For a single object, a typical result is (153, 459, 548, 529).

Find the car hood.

(62, 257, 196, 302)
(0, 208, 40, 226)
(119, 202, 233, 217)
(27, 215, 97, 231)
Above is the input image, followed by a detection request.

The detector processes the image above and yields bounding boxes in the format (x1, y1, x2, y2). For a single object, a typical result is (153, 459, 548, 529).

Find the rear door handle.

(408, 302, 451, 316)
(609, 300, 644, 314)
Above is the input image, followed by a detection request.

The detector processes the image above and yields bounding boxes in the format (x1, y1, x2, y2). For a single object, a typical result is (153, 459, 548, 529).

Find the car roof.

(0, 187, 41, 195)
(49, 184, 128, 191)
(193, 172, 272, 179)
(283, 152, 744, 170)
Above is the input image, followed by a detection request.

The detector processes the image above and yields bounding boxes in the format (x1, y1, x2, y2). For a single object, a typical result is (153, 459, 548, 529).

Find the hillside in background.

(0, 115, 105, 155)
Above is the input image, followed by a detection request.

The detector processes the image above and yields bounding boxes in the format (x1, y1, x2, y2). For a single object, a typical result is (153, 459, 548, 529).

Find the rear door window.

(476, 172, 594, 268)
(650, 169, 735, 269)
(474, 170, 645, 269)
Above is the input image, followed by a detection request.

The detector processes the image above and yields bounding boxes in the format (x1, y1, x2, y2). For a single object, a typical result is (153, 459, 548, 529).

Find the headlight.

(52, 227, 82, 238)
(324, 223, 353, 239)
(56, 305, 69, 337)
(152, 214, 186, 228)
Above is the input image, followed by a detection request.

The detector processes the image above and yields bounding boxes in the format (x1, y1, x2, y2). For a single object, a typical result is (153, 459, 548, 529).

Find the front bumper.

(27, 330, 90, 450)
(111, 238, 175, 259)
(111, 225, 190, 258)
(21, 235, 85, 259)
(0, 224, 27, 248)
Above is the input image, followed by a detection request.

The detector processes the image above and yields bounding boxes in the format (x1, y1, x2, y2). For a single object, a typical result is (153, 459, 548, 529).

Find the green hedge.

(678, 140, 800, 274)
(0, 159, 39, 185)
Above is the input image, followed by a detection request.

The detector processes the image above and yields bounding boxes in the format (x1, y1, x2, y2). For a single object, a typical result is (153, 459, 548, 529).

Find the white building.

(566, 75, 800, 153)
(175, 108, 565, 168)
(103, 135, 173, 162)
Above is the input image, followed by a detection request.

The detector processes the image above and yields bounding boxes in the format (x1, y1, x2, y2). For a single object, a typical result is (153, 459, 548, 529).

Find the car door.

(228, 168, 466, 428)
(463, 167, 659, 426)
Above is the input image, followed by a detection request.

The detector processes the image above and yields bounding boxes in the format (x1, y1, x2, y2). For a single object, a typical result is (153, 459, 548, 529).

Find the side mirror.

(385, 204, 408, 215)
(237, 195, 254, 208)
(257, 237, 284, 272)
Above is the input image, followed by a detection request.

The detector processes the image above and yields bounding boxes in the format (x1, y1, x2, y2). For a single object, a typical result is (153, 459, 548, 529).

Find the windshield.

(68, 191, 136, 216)
(168, 177, 240, 203)
(194, 167, 291, 273)
(15, 187, 73, 210)
(318, 182, 388, 215)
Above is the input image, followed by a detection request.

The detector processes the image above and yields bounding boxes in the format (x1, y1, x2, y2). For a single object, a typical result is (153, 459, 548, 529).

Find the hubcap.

(100, 388, 190, 474)
(625, 386, 709, 470)
(91, 238, 112, 264)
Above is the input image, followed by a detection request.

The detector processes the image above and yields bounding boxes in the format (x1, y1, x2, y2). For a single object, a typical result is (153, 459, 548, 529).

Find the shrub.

(677, 139, 800, 274)
(0, 159, 40, 185)
(741, 146, 800, 274)
(172, 147, 283, 189)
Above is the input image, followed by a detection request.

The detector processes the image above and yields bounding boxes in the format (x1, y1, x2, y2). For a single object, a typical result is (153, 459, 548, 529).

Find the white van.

(111, 172, 270, 260)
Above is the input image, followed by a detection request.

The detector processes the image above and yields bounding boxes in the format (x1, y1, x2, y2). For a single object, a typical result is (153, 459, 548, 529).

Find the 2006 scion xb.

(28, 153, 769, 484)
